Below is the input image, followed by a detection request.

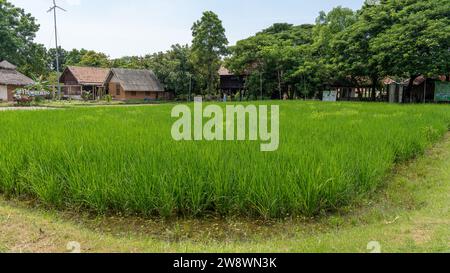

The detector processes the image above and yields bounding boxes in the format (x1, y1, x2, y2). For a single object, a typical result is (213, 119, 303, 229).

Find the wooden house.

(402, 75, 450, 103)
(104, 68, 165, 100)
(219, 66, 246, 94)
(328, 77, 382, 101)
(59, 66, 110, 98)
(384, 75, 450, 103)
(0, 60, 34, 102)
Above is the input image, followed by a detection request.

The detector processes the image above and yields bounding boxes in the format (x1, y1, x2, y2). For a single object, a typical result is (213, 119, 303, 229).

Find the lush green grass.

(1, 131, 449, 253)
(0, 101, 449, 218)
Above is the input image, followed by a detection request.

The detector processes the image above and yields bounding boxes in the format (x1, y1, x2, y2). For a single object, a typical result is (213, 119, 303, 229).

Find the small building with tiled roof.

(403, 75, 450, 103)
(383, 75, 450, 103)
(0, 60, 34, 101)
(59, 66, 110, 98)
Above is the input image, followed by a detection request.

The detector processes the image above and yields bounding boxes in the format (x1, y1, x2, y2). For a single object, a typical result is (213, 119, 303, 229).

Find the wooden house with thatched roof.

(59, 66, 110, 99)
(104, 68, 165, 100)
(0, 60, 34, 101)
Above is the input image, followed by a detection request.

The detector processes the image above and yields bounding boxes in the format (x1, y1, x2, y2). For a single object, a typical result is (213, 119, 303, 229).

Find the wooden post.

(423, 79, 427, 103)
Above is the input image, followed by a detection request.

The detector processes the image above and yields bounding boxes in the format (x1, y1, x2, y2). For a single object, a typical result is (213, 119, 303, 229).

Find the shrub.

(81, 91, 92, 101)
(104, 94, 113, 103)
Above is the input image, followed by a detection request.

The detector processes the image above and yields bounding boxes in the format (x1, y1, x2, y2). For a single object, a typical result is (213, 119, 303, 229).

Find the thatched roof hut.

(104, 68, 164, 100)
(0, 61, 34, 86)
(0, 60, 34, 101)
(105, 68, 164, 92)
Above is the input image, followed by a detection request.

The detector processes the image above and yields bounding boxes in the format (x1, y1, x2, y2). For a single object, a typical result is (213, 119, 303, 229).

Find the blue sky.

(10, 0, 365, 58)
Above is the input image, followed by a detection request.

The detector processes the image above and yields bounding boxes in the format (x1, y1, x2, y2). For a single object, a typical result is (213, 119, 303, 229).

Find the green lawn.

(0, 101, 449, 218)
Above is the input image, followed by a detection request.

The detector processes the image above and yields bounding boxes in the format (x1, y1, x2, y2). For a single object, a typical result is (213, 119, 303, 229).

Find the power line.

(47, 0, 66, 99)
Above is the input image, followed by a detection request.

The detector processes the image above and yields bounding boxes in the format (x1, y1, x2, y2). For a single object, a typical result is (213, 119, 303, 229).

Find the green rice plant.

(0, 101, 449, 218)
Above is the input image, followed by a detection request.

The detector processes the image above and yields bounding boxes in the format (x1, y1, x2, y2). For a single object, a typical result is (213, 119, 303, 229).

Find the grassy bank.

(0, 101, 449, 217)
(0, 133, 449, 253)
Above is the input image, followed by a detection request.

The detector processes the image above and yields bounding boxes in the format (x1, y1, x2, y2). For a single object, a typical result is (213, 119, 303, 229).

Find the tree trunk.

(207, 62, 213, 95)
(209, 67, 213, 95)
(277, 70, 283, 100)
(370, 76, 378, 101)
(406, 75, 419, 103)
(277, 70, 281, 99)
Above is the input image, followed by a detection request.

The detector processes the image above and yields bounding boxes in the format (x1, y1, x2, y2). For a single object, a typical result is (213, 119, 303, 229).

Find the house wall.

(62, 85, 83, 96)
(122, 91, 161, 100)
(7, 85, 21, 101)
(0, 85, 22, 101)
(108, 80, 163, 100)
(0, 85, 6, 101)
(109, 81, 126, 100)
(220, 75, 245, 92)
(405, 79, 436, 103)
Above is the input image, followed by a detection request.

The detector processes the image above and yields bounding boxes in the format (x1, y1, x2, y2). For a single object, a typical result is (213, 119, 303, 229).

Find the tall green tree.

(78, 50, 110, 68)
(329, 3, 390, 99)
(48, 46, 68, 71)
(331, 0, 450, 99)
(226, 24, 315, 99)
(0, 0, 48, 76)
(65, 49, 88, 66)
(191, 11, 229, 94)
(111, 56, 146, 69)
(370, 0, 450, 88)
(146, 44, 196, 96)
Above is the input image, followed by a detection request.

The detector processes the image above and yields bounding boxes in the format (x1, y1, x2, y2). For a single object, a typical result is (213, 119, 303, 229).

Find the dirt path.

(0, 107, 57, 111)
(0, 134, 449, 253)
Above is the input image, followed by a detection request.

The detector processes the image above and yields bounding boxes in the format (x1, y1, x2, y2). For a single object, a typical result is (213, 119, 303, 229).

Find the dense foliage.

(2, 0, 449, 97)
(0, 0, 48, 77)
(226, 0, 450, 99)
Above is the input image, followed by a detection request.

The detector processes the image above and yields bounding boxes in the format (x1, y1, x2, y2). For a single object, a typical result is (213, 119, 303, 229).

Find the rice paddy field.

(0, 102, 449, 218)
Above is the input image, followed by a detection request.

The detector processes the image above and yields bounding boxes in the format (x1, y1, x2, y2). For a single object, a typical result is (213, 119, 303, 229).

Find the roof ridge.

(0, 60, 17, 70)
(113, 67, 151, 71)
(68, 65, 110, 70)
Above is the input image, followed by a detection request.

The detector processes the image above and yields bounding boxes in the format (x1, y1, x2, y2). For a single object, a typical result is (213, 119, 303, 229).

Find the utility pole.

(48, 0, 66, 99)
(423, 79, 427, 104)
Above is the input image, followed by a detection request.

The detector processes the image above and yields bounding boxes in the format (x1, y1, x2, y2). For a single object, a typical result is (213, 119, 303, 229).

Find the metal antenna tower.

(48, 0, 66, 98)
